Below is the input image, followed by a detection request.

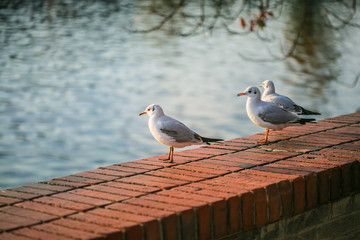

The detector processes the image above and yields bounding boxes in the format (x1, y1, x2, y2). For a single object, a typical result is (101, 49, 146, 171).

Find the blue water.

(1, 1, 359, 189)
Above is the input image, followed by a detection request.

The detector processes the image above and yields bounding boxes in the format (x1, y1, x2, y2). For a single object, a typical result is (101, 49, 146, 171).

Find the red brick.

(86, 184, 143, 197)
(51, 192, 111, 206)
(141, 194, 206, 209)
(73, 171, 119, 181)
(194, 158, 244, 172)
(25, 183, 71, 192)
(305, 173, 318, 209)
(107, 202, 174, 218)
(10, 186, 55, 196)
(0, 212, 38, 229)
(253, 188, 267, 226)
(158, 189, 222, 204)
(292, 177, 305, 214)
(52, 218, 122, 239)
(90, 168, 135, 177)
(32, 222, 104, 240)
(227, 195, 241, 233)
(118, 174, 186, 189)
(317, 170, 330, 204)
(34, 196, 93, 211)
(118, 161, 161, 171)
(123, 197, 188, 213)
(45, 179, 88, 188)
(173, 164, 229, 176)
(0, 219, 22, 232)
(90, 208, 160, 240)
(0, 190, 37, 200)
(124, 225, 143, 240)
(55, 175, 103, 184)
(159, 213, 178, 240)
(212, 200, 227, 239)
(12, 228, 70, 240)
(0, 196, 22, 206)
(69, 212, 137, 229)
(0, 232, 32, 240)
(180, 209, 196, 240)
(15, 201, 75, 217)
(241, 191, 254, 230)
(277, 180, 293, 217)
(266, 184, 281, 222)
(101, 164, 151, 174)
(0, 206, 57, 222)
(105, 181, 158, 193)
(330, 167, 341, 200)
(147, 168, 202, 182)
(197, 204, 212, 240)
(69, 188, 129, 202)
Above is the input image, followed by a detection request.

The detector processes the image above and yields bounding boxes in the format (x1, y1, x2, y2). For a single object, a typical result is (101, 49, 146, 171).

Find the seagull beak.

(139, 111, 146, 116)
(259, 84, 264, 88)
(237, 93, 246, 96)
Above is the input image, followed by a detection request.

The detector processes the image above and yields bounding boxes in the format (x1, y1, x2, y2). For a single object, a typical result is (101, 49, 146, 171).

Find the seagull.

(139, 104, 223, 163)
(237, 86, 316, 143)
(259, 80, 321, 115)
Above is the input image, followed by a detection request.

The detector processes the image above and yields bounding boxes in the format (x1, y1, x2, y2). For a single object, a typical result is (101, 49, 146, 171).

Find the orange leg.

(258, 129, 269, 143)
(162, 146, 174, 163)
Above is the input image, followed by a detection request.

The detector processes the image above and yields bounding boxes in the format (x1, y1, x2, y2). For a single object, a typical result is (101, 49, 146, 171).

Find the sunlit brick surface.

(1, 112, 359, 240)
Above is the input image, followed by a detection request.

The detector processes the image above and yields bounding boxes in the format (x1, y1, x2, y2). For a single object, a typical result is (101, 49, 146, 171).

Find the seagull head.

(237, 86, 261, 98)
(259, 80, 275, 92)
(139, 104, 164, 117)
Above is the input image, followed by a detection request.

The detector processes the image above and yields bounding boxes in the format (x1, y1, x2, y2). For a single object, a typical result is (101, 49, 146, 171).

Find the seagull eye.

(248, 90, 252, 93)
(147, 108, 151, 111)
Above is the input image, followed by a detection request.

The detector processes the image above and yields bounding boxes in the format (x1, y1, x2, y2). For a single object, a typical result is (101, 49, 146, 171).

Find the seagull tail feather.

(201, 136, 224, 145)
(298, 118, 316, 125)
(296, 105, 321, 115)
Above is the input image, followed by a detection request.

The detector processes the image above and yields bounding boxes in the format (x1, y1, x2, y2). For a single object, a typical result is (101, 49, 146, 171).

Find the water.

(1, 0, 359, 189)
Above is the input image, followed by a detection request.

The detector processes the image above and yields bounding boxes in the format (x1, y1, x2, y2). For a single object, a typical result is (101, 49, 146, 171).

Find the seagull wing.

(258, 102, 299, 124)
(159, 116, 201, 143)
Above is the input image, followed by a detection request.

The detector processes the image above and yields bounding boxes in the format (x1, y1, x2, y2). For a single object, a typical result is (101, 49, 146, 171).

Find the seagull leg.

(162, 146, 174, 163)
(258, 129, 269, 143)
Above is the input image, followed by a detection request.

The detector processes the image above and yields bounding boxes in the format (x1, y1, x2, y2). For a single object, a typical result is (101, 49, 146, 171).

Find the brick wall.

(0, 112, 359, 240)
(222, 193, 360, 240)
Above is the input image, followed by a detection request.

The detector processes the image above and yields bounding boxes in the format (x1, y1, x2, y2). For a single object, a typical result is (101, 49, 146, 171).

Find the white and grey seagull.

(139, 104, 223, 163)
(259, 80, 321, 115)
(238, 86, 316, 143)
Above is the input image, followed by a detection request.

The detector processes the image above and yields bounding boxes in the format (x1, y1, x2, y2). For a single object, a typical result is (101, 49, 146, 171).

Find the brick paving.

(0, 112, 359, 240)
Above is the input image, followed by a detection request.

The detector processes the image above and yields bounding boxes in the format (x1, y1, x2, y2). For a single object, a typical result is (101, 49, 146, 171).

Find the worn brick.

(51, 192, 111, 206)
(161, 214, 179, 240)
(212, 200, 227, 239)
(0, 196, 22, 206)
(0, 212, 38, 229)
(52, 218, 122, 239)
(292, 177, 305, 214)
(15, 201, 75, 217)
(179, 209, 196, 240)
(266, 184, 281, 222)
(34, 196, 93, 211)
(0, 206, 57, 222)
(318, 170, 330, 204)
(197, 204, 212, 240)
(12, 227, 70, 240)
(32, 222, 104, 240)
(241, 191, 254, 230)
(227, 195, 241, 234)
(277, 180, 293, 217)
(253, 188, 267, 226)
(305, 173, 318, 209)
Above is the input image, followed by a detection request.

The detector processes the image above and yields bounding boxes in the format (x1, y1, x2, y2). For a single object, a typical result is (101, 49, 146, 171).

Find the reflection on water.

(0, 0, 359, 189)
(283, 1, 340, 101)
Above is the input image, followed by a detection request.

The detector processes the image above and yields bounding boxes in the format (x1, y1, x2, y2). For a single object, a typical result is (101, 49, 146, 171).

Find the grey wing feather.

(159, 116, 199, 143)
(259, 103, 298, 124)
(265, 94, 297, 112)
